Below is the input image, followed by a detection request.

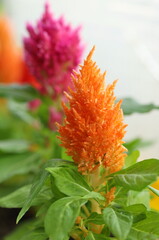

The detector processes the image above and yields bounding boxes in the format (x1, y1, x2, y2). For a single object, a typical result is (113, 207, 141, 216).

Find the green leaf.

(16, 159, 72, 223)
(127, 189, 150, 209)
(148, 185, 159, 197)
(103, 207, 133, 240)
(0, 153, 40, 183)
(36, 200, 53, 217)
(50, 176, 66, 199)
(125, 150, 140, 168)
(121, 97, 159, 115)
(133, 211, 159, 235)
(0, 84, 39, 102)
(85, 212, 104, 225)
(0, 139, 30, 153)
(44, 197, 86, 240)
(0, 184, 52, 208)
(127, 228, 157, 240)
(109, 159, 159, 191)
(47, 166, 91, 196)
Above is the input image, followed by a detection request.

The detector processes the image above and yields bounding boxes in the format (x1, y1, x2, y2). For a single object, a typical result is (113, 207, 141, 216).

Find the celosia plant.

(24, 3, 83, 99)
(1, 3, 159, 240)
(9, 48, 159, 240)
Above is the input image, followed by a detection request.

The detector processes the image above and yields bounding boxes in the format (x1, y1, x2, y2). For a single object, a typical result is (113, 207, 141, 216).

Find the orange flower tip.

(86, 46, 96, 61)
(118, 99, 123, 104)
(113, 79, 118, 87)
(116, 99, 123, 108)
(103, 71, 107, 78)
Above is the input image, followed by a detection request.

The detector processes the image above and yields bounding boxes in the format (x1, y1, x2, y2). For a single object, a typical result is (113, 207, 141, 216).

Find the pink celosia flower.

(24, 3, 84, 99)
(49, 107, 63, 130)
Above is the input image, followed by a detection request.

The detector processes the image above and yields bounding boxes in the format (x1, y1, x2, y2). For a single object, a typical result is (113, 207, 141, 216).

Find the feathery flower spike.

(24, 3, 84, 98)
(58, 47, 127, 174)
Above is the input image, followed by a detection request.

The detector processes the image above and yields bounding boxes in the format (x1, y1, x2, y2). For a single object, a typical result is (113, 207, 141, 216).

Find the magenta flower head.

(24, 3, 84, 98)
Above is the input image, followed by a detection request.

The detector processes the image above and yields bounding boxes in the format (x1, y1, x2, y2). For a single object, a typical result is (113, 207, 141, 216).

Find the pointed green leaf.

(44, 197, 86, 240)
(47, 166, 91, 196)
(121, 97, 159, 115)
(103, 207, 133, 240)
(0, 184, 52, 208)
(17, 159, 71, 223)
(109, 159, 159, 191)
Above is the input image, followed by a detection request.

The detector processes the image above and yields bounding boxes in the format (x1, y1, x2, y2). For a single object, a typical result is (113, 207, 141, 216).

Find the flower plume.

(24, 3, 84, 98)
(58, 47, 127, 174)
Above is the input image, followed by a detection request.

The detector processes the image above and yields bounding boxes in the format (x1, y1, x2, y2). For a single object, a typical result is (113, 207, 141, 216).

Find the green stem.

(82, 205, 90, 217)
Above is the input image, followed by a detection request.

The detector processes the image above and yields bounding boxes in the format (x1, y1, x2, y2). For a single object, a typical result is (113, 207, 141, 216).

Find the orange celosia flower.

(58, 47, 127, 174)
(0, 16, 22, 84)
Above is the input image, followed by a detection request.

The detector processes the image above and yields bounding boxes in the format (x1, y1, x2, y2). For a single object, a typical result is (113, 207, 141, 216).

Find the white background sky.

(3, 0, 159, 160)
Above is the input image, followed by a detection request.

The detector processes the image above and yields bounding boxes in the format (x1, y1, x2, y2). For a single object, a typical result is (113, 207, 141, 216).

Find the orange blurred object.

(0, 15, 38, 86)
(0, 16, 22, 84)
(150, 178, 159, 211)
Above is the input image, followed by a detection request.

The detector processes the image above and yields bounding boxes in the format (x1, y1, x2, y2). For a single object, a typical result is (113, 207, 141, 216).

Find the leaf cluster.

(0, 156, 159, 240)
